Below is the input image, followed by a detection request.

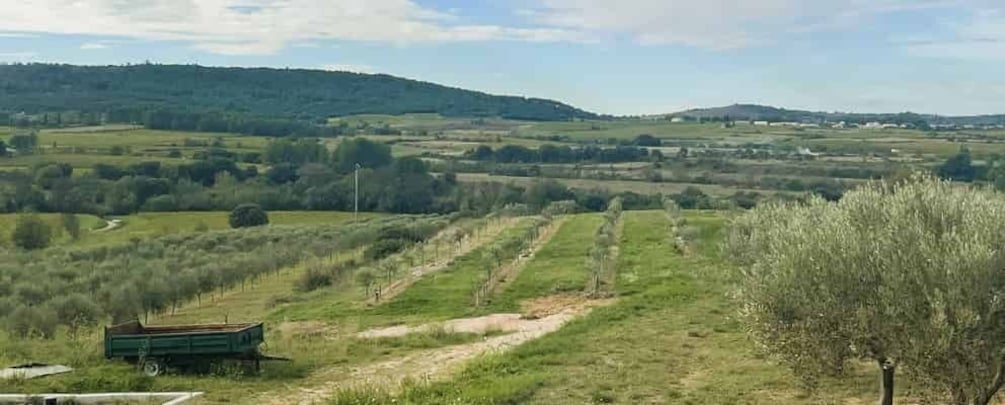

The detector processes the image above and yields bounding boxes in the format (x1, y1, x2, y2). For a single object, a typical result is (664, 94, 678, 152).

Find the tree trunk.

(880, 361, 895, 405)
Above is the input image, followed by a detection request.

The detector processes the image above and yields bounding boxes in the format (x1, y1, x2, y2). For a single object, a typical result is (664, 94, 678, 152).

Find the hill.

(670, 103, 1005, 126)
(0, 63, 597, 123)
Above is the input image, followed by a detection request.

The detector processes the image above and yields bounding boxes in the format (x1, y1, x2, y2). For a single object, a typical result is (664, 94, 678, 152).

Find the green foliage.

(726, 174, 1005, 404)
(0, 215, 417, 331)
(333, 138, 393, 172)
(229, 203, 269, 228)
(8, 132, 38, 154)
(587, 197, 622, 296)
(12, 214, 52, 250)
(936, 145, 976, 182)
(8, 304, 57, 339)
(61, 213, 81, 240)
(363, 239, 409, 261)
(0, 64, 595, 125)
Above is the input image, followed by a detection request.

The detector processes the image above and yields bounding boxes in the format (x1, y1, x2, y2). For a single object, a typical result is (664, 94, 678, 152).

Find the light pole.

(354, 163, 361, 222)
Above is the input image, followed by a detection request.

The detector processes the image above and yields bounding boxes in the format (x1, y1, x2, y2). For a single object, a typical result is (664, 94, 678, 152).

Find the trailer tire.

(141, 358, 165, 377)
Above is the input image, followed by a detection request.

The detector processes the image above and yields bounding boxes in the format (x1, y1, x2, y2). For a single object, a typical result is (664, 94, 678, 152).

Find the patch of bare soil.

(259, 296, 614, 405)
(520, 293, 615, 319)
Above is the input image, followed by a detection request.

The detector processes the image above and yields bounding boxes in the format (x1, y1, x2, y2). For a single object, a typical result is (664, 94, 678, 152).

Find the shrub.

(229, 203, 269, 228)
(363, 239, 409, 261)
(12, 214, 52, 250)
(61, 213, 81, 240)
(295, 266, 333, 293)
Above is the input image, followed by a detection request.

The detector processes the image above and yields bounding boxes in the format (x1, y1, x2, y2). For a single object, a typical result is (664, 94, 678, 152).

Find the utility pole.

(354, 163, 361, 222)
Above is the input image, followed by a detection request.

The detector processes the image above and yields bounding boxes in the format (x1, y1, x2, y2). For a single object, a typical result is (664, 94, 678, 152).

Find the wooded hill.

(0, 63, 597, 123)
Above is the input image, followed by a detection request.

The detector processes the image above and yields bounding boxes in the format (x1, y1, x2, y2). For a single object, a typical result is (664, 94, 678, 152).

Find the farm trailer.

(104, 320, 285, 376)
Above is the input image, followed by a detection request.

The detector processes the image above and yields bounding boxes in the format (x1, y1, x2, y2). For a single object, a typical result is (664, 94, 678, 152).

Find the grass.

(456, 173, 762, 196)
(363, 218, 539, 325)
(74, 211, 383, 247)
(271, 217, 542, 327)
(333, 210, 885, 404)
(485, 214, 601, 312)
(154, 249, 364, 325)
(0, 213, 105, 247)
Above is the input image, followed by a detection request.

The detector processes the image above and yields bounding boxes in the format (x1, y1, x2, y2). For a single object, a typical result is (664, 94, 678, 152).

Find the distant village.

(665, 115, 1005, 130)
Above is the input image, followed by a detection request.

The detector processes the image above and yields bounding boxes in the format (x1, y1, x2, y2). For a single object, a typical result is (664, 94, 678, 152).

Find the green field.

(0, 211, 383, 248)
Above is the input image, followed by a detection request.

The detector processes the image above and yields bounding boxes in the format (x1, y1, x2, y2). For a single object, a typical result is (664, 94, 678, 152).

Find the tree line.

(464, 144, 660, 164)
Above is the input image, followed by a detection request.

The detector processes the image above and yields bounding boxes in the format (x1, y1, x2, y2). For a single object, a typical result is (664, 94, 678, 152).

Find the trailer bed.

(104, 320, 264, 361)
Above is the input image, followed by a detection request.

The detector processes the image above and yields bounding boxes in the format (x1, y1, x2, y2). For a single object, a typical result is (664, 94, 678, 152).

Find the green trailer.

(104, 320, 274, 376)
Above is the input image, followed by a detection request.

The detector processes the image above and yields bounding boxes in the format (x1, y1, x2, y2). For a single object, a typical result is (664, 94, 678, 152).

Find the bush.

(363, 239, 409, 261)
(229, 203, 269, 228)
(295, 266, 333, 293)
(8, 304, 58, 339)
(12, 214, 52, 250)
(61, 213, 81, 240)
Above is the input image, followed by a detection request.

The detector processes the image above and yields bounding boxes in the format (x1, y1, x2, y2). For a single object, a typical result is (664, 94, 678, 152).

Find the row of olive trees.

(725, 174, 1005, 405)
(353, 217, 485, 303)
(0, 215, 429, 338)
(472, 217, 552, 306)
(587, 197, 622, 296)
(661, 197, 687, 254)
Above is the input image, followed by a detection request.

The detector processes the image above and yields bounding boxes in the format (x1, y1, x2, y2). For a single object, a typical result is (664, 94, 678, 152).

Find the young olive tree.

(726, 175, 1005, 405)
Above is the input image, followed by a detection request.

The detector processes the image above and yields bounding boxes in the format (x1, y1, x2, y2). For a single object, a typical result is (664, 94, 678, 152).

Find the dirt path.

(94, 218, 123, 232)
(374, 218, 519, 303)
(259, 297, 611, 405)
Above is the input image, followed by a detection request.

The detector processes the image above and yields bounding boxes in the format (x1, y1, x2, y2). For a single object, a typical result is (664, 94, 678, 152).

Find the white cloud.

(524, 0, 950, 48)
(80, 42, 109, 50)
(0, 33, 36, 38)
(322, 64, 376, 74)
(0, 0, 584, 55)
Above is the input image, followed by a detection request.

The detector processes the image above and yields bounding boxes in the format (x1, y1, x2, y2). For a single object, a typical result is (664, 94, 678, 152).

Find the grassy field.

(0, 211, 383, 248)
(0, 213, 105, 247)
(332, 210, 886, 404)
(456, 172, 764, 196)
(0, 210, 954, 403)
(486, 214, 602, 312)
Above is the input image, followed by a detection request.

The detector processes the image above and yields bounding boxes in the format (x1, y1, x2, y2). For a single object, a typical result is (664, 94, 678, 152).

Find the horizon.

(2, 1, 1004, 116)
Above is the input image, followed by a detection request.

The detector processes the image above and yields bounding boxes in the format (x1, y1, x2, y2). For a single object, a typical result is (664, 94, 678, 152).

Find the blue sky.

(1, 0, 1004, 116)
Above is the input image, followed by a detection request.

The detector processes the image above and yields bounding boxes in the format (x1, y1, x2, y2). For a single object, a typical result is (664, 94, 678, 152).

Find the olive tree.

(726, 175, 1005, 405)
(229, 203, 269, 228)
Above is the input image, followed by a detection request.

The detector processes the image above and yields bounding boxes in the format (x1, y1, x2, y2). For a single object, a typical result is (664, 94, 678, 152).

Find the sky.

(1, 0, 1004, 116)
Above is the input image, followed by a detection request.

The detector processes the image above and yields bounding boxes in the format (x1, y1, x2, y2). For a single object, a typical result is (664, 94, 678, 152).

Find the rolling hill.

(670, 103, 1005, 126)
(0, 63, 598, 122)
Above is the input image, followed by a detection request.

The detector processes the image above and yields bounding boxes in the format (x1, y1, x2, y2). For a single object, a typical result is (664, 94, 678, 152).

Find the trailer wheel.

(141, 359, 165, 377)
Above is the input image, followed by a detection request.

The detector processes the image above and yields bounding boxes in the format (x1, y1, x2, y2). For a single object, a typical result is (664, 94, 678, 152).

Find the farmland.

(5, 112, 1005, 403)
(0, 208, 941, 403)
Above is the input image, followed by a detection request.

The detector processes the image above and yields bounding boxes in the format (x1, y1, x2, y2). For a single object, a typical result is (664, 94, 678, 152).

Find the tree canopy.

(0, 64, 597, 123)
(726, 175, 1005, 404)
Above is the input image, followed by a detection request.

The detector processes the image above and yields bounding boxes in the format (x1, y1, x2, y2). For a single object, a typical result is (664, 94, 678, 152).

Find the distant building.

(864, 122, 884, 129)
(670, 117, 686, 123)
(753, 121, 769, 126)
